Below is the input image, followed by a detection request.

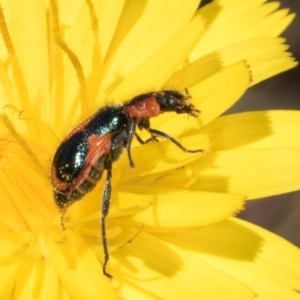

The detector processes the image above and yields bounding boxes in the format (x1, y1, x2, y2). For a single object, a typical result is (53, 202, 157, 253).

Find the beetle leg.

(101, 165, 113, 278)
(134, 132, 146, 144)
(136, 118, 159, 143)
(148, 128, 203, 153)
(125, 119, 137, 168)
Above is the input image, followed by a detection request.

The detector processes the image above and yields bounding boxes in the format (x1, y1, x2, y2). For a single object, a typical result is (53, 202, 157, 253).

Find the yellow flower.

(0, 0, 299, 299)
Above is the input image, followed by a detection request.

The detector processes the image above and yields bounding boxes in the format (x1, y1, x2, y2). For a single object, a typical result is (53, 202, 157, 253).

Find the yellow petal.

(117, 187, 245, 228)
(13, 259, 59, 300)
(108, 14, 207, 100)
(1, 0, 49, 117)
(190, 60, 251, 126)
(162, 218, 300, 299)
(0, 258, 19, 297)
(177, 38, 297, 88)
(191, 110, 300, 199)
(192, 0, 294, 58)
(98, 0, 200, 98)
(47, 230, 116, 300)
(202, 110, 300, 151)
(112, 230, 255, 300)
(61, 0, 124, 63)
(190, 148, 300, 199)
(56, 0, 125, 117)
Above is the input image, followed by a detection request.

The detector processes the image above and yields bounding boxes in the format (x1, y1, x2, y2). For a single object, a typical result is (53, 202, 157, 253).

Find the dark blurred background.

(200, 0, 300, 247)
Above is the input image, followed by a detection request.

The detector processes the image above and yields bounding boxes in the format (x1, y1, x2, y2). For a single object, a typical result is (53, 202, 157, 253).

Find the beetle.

(51, 88, 202, 278)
